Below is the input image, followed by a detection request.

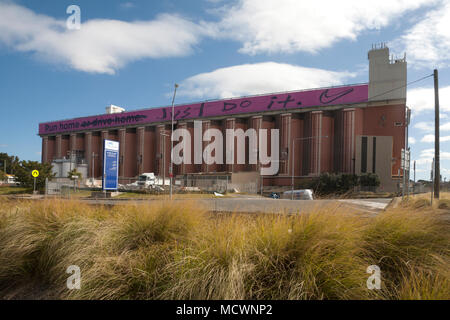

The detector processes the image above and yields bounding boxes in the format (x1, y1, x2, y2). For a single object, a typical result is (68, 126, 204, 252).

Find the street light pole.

(170, 84, 179, 200)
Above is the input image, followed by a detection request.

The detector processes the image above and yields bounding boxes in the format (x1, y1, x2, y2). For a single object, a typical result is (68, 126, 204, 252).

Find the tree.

(14, 161, 55, 191)
(0, 170, 6, 181)
(68, 168, 82, 180)
(0, 153, 20, 175)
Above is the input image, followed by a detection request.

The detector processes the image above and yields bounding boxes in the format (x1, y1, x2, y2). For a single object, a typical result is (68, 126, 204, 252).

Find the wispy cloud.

(414, 148, 450, 165)
(392, 0, 450, 69)
(420, 134, 450, 143)
(0, 2, 208, 74)
(213, 0, 435, 55)
(407, 86, 450, 114)
(178, 62, 355, 99)
(120, 2, 136, 9)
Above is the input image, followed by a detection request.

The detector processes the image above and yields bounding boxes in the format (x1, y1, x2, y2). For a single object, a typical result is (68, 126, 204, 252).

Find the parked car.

(269, 192, 280, 199)
(282, 189, 314, 200)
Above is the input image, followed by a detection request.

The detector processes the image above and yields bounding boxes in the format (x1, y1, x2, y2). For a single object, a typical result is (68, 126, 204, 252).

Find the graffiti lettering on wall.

(39, 84, 368, 135)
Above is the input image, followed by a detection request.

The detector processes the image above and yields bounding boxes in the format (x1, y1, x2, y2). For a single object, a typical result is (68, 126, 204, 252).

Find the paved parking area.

(82, 197, 393, 215)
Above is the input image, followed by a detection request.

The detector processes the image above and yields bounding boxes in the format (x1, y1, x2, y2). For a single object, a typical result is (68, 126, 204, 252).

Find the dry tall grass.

(0, 196, 448, 300)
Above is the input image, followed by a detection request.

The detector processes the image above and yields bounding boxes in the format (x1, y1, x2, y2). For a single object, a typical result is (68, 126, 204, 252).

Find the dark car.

(270, 192, 280, 199)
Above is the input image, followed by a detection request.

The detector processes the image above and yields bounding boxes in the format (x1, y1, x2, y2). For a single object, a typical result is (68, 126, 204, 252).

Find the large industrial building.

(39, 46, 408, 192)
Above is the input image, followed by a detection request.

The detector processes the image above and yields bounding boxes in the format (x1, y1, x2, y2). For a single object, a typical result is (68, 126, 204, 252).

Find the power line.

(367, 73, 434, 102)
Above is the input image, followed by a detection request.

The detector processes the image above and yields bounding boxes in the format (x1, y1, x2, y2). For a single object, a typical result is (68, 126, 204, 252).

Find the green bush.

(360, 173, 381, 187)
(316, 173, 359, 195)
(315, 173, 380, 195)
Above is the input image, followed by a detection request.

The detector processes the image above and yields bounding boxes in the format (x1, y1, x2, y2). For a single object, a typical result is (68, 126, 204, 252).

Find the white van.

(282, 189, 314, 200)
(137, 173, 156, 189)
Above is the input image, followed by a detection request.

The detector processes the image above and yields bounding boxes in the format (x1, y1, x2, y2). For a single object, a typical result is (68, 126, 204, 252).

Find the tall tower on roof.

(368, 44, 407, 101)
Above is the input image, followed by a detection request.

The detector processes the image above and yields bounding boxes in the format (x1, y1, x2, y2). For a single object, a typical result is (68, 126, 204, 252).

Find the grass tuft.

(0, 196, 448, 300)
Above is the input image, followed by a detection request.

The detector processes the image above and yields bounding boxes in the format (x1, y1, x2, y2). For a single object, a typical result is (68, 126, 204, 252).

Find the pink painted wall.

(39, 84, 368, 135)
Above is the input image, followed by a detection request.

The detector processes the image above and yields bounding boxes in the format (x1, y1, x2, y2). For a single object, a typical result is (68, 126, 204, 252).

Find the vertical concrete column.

(85, 132, 92, 179)
(290, 115, 304, 178)
(342, 108, 355, 174)
(42, 136, 48, 164)
(102, 131, 109, 141)
(143, 127, 156, 174)
(225, 118, 236, 172)
(137, 127, 145, 175)
(176, 122, 187, 175)
(202, 120, 211, 173)
(320, 112, 334, 173)
(310, 111, 323, 175)
(56, 135, 62, 159)
(156, 125, 166, 178)
(249, 116, 262, 172)
(279, 113, 292, 175)
(119, 129, 126, 178)
(99, 131, 108, 174)
(70, 134, 77, 152)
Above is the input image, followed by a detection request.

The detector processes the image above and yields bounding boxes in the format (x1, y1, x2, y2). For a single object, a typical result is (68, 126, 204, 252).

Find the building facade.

(39, 46, 408, 191)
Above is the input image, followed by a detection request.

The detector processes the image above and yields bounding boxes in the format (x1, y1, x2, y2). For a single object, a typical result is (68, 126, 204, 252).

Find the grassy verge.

(0, 186, 31, 195)
(0, 197, 448, 300)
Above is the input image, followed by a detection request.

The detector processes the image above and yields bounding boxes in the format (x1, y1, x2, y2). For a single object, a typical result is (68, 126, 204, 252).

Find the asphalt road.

(81, 197, 393, 215)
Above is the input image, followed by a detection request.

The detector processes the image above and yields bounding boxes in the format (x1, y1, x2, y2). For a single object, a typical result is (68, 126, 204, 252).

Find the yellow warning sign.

(32, 170, 39, 178)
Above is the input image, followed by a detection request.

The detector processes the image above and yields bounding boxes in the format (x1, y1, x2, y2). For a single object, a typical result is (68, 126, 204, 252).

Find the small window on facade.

(394, 122, 403, 127)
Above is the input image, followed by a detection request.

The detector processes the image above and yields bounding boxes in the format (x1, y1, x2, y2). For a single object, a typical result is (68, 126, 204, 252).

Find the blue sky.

(0, 0, 449, 181)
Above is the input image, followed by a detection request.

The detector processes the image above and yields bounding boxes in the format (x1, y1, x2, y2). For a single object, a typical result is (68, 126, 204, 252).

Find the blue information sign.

(102, 139, 119, 191)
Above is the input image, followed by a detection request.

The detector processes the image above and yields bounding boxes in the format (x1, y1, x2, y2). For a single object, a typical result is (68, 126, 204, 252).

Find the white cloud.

(414, 147, 450, 165)
(442, 122, 450, 131)
(0, 2, 206, 74)
(413, 121, 450, 132)
(120, 2, 136, 9)
(393, 0, 450, 68)
(414, 121, 434, 131)
(214, 0, 435, 55)
(409, 137, 417, 144)
(407, 86, 450, 114)
(179, 62, 355, 99)
(420, 134, 450, 143)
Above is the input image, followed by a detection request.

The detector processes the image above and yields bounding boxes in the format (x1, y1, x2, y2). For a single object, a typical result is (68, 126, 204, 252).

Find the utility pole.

(434, 69, 440, 199)
(170, 84, 179, 200)
(406, 108, 411, 198)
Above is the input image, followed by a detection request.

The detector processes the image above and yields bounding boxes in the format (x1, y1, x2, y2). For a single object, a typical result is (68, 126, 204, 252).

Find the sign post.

(32, 170, 39, 194)
(102, 140, 119, 192)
